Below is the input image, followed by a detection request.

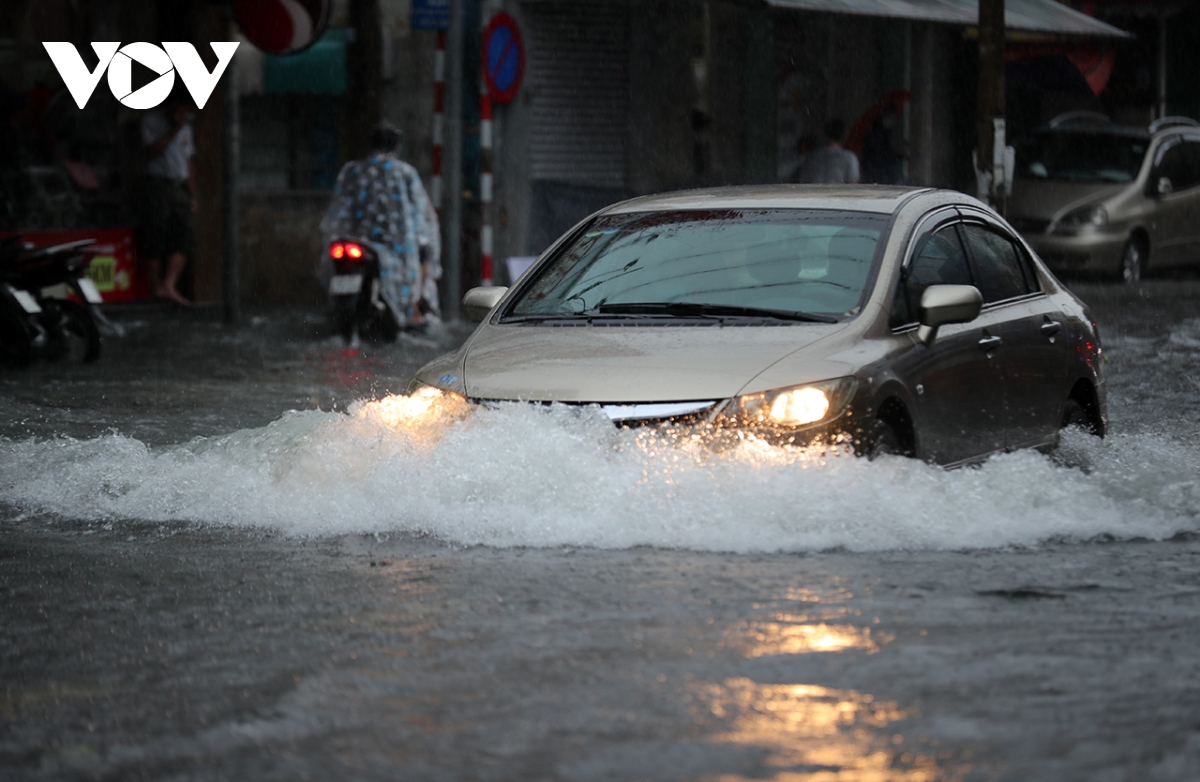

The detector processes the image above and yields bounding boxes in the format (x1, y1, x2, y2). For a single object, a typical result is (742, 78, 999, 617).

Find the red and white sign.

(234, 0, 331, 55)
(3, 228, 148, 303)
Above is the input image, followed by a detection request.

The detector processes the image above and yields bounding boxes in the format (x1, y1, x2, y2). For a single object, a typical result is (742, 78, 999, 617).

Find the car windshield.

(505, 209, 887, 321)
(1015, 130, 1148, 183)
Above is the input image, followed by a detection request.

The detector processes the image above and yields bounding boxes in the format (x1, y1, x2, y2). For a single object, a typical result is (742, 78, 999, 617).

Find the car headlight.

(394, 380, 470, 416)
(363, 381, 470, 431)
(718, 377, 857, 428)
(1054, 204, 1108, 234)
(403, 378, 464, 399)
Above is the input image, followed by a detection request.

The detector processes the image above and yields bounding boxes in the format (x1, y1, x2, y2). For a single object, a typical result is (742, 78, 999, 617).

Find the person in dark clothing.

(860, 104, 906, 185)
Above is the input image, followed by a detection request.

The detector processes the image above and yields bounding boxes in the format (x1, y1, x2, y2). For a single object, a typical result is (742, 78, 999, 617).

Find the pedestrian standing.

(798, 118, 860, 185)
(139, 94, 196, 306)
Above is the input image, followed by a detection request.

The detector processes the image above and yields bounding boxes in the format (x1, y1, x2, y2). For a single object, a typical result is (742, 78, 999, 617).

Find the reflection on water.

(736, 617, 893, 656)
(309, 348, 385, 388)
(707, 585, 943, 780)
(772, 586, 856, 605)
(733, 583, 891, 657)
(702, 678, 961, 781)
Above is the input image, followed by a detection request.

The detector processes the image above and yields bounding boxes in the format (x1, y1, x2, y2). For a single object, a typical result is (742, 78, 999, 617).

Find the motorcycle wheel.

(333, 295, 358, 345)
(44, 299, 100, 363)
(365, 303, 401, 343)
(0, 305, 35, 368)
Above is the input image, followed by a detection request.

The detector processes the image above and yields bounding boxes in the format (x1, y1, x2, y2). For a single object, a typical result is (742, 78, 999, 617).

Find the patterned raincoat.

(319, 153, 441, 323)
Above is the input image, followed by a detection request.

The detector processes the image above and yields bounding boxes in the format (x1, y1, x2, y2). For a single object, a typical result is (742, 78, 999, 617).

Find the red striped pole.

(479, 80, 494, 286)
(430, 30, 445, 214)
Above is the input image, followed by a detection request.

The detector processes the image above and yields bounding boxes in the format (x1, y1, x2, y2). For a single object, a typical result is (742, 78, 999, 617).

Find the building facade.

(8, 0, 1194, 309)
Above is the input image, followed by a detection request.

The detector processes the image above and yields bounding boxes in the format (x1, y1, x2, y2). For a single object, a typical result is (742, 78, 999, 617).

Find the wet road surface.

(3, 282, 1200, 781)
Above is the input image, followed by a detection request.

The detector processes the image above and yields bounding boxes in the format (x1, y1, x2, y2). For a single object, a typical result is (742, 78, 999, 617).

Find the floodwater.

(2, 282, 1200, 781)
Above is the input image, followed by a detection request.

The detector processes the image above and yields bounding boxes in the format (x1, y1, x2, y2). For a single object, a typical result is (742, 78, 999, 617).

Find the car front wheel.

(865, 418, 903, 460)
(1118, 238, 1144, 284)
(1060, 398, 1098, 435)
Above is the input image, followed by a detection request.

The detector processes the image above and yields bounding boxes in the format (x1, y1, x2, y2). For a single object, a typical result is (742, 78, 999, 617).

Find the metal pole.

(441, 0, 465, 321)
(222, 8, 240, 326)
(479, 72, 493, 286)
(977, 0, 1005, 209)
(431, 31, 446, 213)
(910, 23, 933, 186)
(1158, 15, 1168, 119)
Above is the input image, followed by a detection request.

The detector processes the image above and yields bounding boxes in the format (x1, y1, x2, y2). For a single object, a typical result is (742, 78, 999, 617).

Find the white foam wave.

(1, 399, 1196, 551)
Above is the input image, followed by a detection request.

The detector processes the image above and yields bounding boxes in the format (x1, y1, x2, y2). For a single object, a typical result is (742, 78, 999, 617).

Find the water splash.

(1, 398, 1196, 551)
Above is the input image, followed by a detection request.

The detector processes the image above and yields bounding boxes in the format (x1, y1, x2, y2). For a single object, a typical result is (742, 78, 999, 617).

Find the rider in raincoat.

(319, 123, 441, 327)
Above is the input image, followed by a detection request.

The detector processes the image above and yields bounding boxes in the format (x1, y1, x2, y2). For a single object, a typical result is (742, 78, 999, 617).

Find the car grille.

(477, 398, 720, 427)
(518, 320, 796, 328)
(596, 401, 719, 427)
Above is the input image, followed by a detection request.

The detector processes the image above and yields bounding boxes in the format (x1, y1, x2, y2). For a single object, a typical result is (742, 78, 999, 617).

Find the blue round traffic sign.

(482, 13, 523, 104)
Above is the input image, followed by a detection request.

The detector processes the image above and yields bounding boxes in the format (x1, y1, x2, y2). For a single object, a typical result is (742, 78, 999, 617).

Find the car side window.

(1182, 139, 1200, 191)
(891, 224, 972, 328)
(1152, 137, 1196, 192)
(962, 224, 1031, 304)
(1014, 241, 1041, 293)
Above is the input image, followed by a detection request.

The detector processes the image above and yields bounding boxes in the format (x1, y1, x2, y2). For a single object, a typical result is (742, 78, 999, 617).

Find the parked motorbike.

(0, 236, 110, 366)
(327, 238, 403, 345)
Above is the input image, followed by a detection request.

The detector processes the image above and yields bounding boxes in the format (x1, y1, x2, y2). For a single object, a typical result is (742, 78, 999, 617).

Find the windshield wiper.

(591, 301, 839, 323)
(500, 311, 671, 323)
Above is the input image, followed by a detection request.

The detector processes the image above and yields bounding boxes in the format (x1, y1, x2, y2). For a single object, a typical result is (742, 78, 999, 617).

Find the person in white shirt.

(798, 118, 860, 185)
(139, 96, 196, 306)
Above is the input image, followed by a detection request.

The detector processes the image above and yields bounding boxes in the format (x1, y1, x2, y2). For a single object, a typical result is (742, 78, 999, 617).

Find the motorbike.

(0, 235, 111, 366)
(327, 237, 403, 345)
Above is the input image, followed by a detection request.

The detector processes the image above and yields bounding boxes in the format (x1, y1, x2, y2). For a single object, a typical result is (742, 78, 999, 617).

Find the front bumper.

(475, 395, 862, 450)
(594, 398, 860, 450)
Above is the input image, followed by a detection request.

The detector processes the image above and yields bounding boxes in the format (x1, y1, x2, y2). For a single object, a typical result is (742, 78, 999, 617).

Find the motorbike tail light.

(330, 242, 365, 264)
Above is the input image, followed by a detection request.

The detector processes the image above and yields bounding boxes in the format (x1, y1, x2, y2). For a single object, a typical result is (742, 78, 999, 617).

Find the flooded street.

(3, 282, 1200, 781)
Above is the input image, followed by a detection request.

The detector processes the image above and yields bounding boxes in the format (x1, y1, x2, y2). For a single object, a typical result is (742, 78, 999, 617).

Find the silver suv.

(1008, 112, 1200, 283)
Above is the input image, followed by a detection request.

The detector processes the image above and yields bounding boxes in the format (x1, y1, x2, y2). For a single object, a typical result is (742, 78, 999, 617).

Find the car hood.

(460, 322, 851, 403)
(1009, 179, 1128, 220)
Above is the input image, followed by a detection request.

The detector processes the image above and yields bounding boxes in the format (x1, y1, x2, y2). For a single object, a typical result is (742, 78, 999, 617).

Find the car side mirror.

(917, 284, 983, 346)
(462, 286, 508, 322)
(1156, 176, 1174, 196)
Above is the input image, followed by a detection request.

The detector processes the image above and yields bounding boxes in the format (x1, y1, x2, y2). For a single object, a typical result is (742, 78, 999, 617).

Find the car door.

(959, 216, 1070, 449)
(1179, 137, 1200, 268)
(888, 212, 1006, 464)
(1146, 136, 1195, 267)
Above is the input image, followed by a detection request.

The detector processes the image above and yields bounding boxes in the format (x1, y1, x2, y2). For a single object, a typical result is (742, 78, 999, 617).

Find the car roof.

(602, 185, 936, 216)
(1030, 111, 1200, 141)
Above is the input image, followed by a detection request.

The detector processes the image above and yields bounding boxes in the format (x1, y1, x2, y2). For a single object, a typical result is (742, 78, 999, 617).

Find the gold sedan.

(410, 185, 1105, 466)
